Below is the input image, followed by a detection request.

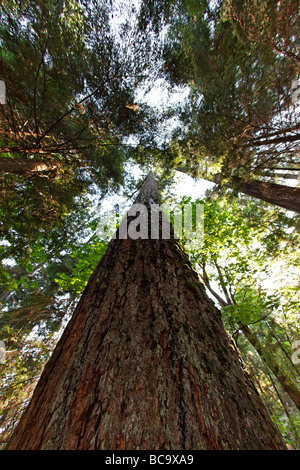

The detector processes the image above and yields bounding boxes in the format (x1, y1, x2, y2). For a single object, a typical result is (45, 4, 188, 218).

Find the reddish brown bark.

(6, 173, 286, 450)
(239, 179, 300, 214)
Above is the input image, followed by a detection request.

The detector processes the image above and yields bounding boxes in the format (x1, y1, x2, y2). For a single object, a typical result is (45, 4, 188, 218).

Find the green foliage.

(178, 193, 300, 334)
(222, 285, 281, 328)
(272, 410, 300, 449)
(0, 0, 158, 261)
(221, 0, 300, 67)
(142, 0, 299, 187)
(55, 238, 108, 294)
(0, 0, 299, 450)
(0, 318, 63, 448)
(177, 192, 300, 448)
(0, 198, 112, 446)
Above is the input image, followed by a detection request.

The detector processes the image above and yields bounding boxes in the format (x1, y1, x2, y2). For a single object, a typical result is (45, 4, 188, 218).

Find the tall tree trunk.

(175, 168, 300, 214)
(241, 324, 300, 412)
(238, 179, 300, 214)
(0, 156, 57, 173)
(6, 172, 286, 450)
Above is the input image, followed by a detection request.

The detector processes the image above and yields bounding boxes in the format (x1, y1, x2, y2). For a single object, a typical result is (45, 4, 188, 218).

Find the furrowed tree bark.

(6, 172, 286, 450)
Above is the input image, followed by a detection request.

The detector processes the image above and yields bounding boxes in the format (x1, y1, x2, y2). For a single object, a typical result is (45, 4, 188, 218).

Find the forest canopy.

(0, 0, 299, 449)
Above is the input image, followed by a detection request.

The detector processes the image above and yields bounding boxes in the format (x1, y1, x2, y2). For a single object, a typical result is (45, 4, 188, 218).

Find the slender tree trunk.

(6, 172, 286, 450)
(0, 156, 57, 173)
(266, 368, 300, 448)
(241, 324, 300, 412)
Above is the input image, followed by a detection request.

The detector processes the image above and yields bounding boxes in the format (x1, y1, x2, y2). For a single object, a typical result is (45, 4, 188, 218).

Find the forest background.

(0, 0, 299, 449)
